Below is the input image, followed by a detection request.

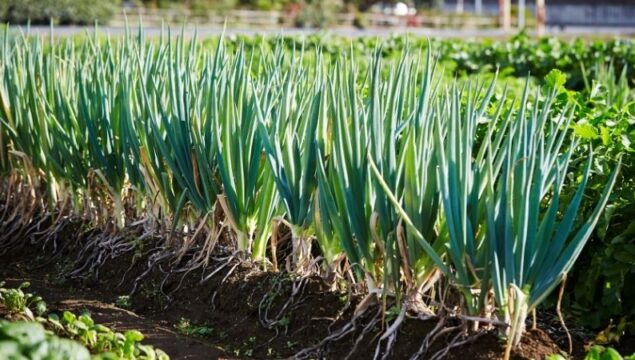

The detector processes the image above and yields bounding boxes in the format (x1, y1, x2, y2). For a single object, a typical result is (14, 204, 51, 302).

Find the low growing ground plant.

(0, 282, 169, 359)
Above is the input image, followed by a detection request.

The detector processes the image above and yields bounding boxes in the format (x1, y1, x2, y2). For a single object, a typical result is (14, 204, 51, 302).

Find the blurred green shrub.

(0, 0, 119, 25)
(294, 0, 343, 28)
(353, 12, 368, 29)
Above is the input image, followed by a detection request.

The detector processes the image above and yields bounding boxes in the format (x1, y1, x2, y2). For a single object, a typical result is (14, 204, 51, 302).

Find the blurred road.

(7, 25, 635, 38)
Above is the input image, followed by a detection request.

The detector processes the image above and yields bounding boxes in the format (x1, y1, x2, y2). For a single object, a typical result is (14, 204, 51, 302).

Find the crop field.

(0, 28, 634, 359)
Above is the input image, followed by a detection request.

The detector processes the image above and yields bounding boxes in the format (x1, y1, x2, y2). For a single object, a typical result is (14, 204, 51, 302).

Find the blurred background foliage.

(0, 0, 120, 25)
(0, 0, 440, 26)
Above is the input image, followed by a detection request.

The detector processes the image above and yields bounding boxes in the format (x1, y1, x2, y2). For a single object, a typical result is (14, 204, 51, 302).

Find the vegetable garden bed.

(0, 27, 634, 359)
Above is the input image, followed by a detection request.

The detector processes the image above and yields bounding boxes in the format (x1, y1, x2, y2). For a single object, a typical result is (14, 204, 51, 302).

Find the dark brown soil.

(448, 329, 561, 360)
(0, 255, 562, 360)
(0, 220, 623, 360)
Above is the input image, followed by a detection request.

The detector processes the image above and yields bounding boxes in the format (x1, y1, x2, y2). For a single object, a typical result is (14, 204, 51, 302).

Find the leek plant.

(256, 49, 323, 272)
(394, 51, 446, 297)
(316, 55, 375, 283)
(482, 79, 622, 347)
(213, 44, 278, 261)
(133, 31, 191, 226)
(432, 79, 500, 315)
(0, 34, 92, 216)
(369, 75, 501, 341)
(141, 32, 219, 228)
(44, 38, 97, 214)
(0, 36, 50, 171)
(0, 34, 55, 204)
(77, 35, 142, 228)
(373, 71, 620, 349)
(0, 30, 8, 174)
(366, 51, 406, 299)
(318, 48, 446, 316)
(316, 50, 423, 295)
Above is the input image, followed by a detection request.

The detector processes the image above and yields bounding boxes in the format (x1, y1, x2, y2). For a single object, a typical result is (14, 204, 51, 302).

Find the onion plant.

(318, 47, 447, 311)
(432, 79, 500, 314)
(141, 32, 219, 229)
(213, 44, 278, 261)
(482, 79, 622, 347)
(256, 48, 323, 271)
(316, 55, 375, 283)
(394, 50, 446, 296)
(374, 72, 621, 350)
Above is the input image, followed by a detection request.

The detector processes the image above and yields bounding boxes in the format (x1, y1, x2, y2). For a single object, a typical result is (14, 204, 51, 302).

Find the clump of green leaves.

(0, 282, 47, 320)
(115, 295, 131, 309)
(45, 311, 169, 359)
(175, 318, 214, 337)
(548, 345, 635, 360)
(0, 320, 91, 360)
(0, 282, 169, 359)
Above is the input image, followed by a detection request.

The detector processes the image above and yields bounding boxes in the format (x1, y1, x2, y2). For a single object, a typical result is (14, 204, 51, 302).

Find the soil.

(0, 220, 632, 359)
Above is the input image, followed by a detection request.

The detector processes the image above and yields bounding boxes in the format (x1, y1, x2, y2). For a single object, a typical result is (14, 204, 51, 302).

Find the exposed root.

(293, 292, 379, 359)
(69, 230, 137, 279)
(345, 308, 382, 360)
(127, 218, 224, 299)
(118, 245, 163, 288)
(409, 314, 447, 360)
(0, 174, 72, 260)
(200, 253, 236, 284)
(429, 328, 485, 360)
(556, 274, 572, 354)
(129, 248, 174, 296)
(328, 282, 354, 332)
(209, 258, 244, 310)
(259, 273, 312, 333)
(167, 219, 225, 287)
(373, 305, 406, 360)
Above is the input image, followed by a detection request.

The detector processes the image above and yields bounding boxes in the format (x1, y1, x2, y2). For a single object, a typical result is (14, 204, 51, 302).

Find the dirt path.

(2, 276, 230, 360)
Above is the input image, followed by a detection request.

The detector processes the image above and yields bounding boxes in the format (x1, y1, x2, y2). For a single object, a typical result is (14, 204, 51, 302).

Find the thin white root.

(557, 274, 572, 354)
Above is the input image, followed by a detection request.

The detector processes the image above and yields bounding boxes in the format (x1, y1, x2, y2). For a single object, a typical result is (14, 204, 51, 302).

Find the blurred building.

(545, 0, 635, 27)
(442, 0, 635, 27)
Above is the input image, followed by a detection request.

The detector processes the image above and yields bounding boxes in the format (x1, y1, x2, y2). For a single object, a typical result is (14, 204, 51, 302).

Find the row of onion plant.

(0, 27, 621, 357)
